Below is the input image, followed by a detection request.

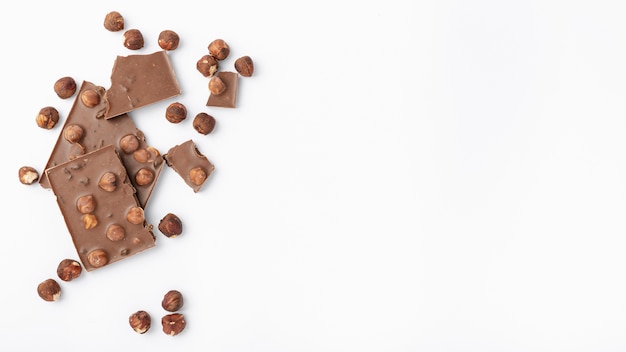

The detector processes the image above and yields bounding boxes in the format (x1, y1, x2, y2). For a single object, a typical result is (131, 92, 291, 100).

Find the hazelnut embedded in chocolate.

(63, 124, 84, 144)
(87, 249, 108, 268)
(81, 89, 100, 107)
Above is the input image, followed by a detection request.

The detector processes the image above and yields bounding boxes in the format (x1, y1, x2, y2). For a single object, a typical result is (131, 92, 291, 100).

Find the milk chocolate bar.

(46, 145, 156, 272)
(206, 71, 238, 108)
(164, 140, 215, 193)
(39, 81, 165, 208)
(104, 50, 181, 119)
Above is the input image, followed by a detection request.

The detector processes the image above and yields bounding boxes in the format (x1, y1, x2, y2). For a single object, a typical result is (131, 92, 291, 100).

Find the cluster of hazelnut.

(36, 258, 83, 302)
(129, 289, 186, 336)
(104, 11, 180, 52)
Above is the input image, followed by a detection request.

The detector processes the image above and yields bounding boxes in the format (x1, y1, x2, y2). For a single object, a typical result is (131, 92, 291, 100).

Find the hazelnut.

(18, 166, 39, 185)
(158, 213, 183, 238)
(129, 310, 151, 334)
(192, 112, 216, 135)
(133, 148, 150, 163)
(82, 214, 98, 229)
(56, 259, 82, 282)
(81, 89, 100, 107)
(126, 206, 145, 225)
(234, 56, 254, 77)
(87, 249, 108, 268)
(98, 172, 118, 192)
(161, 290, 184, 312)
(196, 54, 219, 77)
(119, 134, 140, 154)
(63, 124, 84, 144)
(165, 102, 187, 123)
(54, 76, 77, 99)
(158, 30, 180, 51)
(123, 29, 144, 50)
(208, 39, 230, 60)
(135, 168, 155, 186)
(76, 194, 96, 214)
(37, 278, 61, 302)
(36, 106, 60, 129)
(208, 76, 226, 95)
(161, 313, 186, 336)
(106, 224, 126, 242)
(104, 11, 124, 32)
(189, 167, 207, 186)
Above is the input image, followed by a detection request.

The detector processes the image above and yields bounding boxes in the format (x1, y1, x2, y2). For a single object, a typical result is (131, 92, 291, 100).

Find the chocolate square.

(206, 71, 238, 108)
(164, 140, 215, 192)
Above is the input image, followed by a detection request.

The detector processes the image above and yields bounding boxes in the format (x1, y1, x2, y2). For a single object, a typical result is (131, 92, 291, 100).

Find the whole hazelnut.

(106, 224, 126, 241)
(234, 56, 254, 77)
(129, 310, 151, 334)
(162, 290, 184, 312)
(37, 278, 61, 302)
(208, 76, 226, 95)
(36, 106, 60, 129)
(165, 102, 187, 123)
(161, 313, 186, 336)
(54, 76, 77, 99)
(189, 167, 207, 186)
(135, 168, 155, 186)
(158, 30, 180, 51)
(133, 148, 150, 163)
(119, 134, 140, 154)
(87, 249, 108, 268)
(98, 172, 118, 192)
(196, 54, 219, 77)
(208, 39, 230, 60)
(193, 112, 216, 135)
(64, 124, 84, 144)
(123, 29, 144, 50)
(81, 89, 100, 107)
(104, 11, 124, 32)
(126, 206, 145, 225)
(56, 259, 82, 282)
(18, 166, 39, 185)
(158, 213, 183, 238)
(76, 194, 96, 214)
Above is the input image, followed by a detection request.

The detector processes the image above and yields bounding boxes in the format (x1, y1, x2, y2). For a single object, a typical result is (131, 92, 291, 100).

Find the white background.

(1, 0, 626, 351)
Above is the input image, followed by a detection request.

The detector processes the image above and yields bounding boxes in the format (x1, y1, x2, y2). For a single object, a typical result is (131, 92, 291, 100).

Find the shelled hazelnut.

(162, 313, 186, 336)
(18, 166, 39, 185)
(56, 259, 82, 282)
(162, 290, 184, 312)
(54, 76, 77, 99)
(208, 76, 226, 95)
(234, 56, 254, 77)
(37, 278, 61, 302)
(158, 30, 180, 51)
(158, 213, 183, 238)
(208, 39, 230, 60)
(36, 106, 59, 129)
(196, 54, 218, 77)
(192, 112, 216, 135)
(165, 102, 187, 123)
(104, 11, 124, 32)
(123, 29, 144, 50)
(129, 310, 151, 334)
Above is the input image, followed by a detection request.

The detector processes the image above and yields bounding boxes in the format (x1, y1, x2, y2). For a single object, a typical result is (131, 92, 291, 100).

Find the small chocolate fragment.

(158, 30, 180, 51)
(56, 258, 82, 282)
(234, 56, 254, 77)
(208, 39, 230, 60)
(40, 81, 165, 208)
(192, 112, 216, 135)
(123, 29, 144, 50)
(46, 145, 156, 271)
(164, 139, 215, 192)
(36, 106, 60, 129)
(206, 71, 238, 108)
(54, 76, 77, 99)
(196, 54, 218, 77)
(37, 278, 61, 302)
(104, 51, 181, 119)
(104, 11, 124, 32)
(18, 166, 39, 185)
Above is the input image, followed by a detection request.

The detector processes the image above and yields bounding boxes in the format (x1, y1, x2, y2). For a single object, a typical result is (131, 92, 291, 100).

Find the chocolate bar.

(104, 50, 181, 119)
(39, 81, 165, 208)
(206, 71, 238, 108)
(46, 145, 156, 271)
(164, 140, 215, 193)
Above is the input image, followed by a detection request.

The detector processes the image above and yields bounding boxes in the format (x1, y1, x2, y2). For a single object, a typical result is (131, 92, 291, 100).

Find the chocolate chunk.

(39, 81, 165, 208)
(46, 145, 156, 272)
(164, 140, 215, 193)
(206, 71, 238, 108)
(104, 50, 181, 119)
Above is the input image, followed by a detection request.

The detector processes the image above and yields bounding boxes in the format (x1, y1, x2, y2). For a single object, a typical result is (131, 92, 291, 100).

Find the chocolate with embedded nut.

(206, 71, 238, 108)
(164, 140, 215, 193)
(46, 145, 156, 272)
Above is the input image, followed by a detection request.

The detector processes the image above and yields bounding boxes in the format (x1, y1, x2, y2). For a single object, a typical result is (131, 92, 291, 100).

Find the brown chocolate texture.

(164, 140, 215, 193)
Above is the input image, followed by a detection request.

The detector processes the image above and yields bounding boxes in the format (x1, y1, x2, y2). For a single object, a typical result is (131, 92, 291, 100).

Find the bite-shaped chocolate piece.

(39, 81, 165, 208)
(104, 50, 181, 119)
(46, 145, 156, 272)
(206, 71, 238, 108)
(164, 140, 215, 193)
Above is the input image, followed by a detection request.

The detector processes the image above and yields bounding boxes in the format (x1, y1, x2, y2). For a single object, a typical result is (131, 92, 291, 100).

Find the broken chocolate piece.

(39, 81, 165, 208)
(46, 145, 156, 272)
(206, 71, 238, 108)
(164, 140, 215, 193)
(104, 50, 181, 119)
